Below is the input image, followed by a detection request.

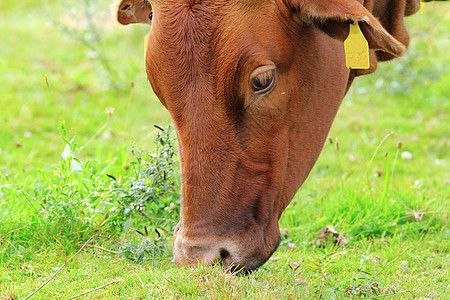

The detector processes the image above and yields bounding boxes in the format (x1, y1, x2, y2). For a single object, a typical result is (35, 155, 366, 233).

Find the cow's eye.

(251, 67, 275, 95)
(149, 12, 153, 20)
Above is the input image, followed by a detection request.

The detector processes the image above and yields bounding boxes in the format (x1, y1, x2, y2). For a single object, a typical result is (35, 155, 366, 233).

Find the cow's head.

(116, 0, 416, 273)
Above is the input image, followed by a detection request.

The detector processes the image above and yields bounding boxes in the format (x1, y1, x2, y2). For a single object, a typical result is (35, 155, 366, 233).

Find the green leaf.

(124, 217, 132, 233)
(122, 243, 138, 250)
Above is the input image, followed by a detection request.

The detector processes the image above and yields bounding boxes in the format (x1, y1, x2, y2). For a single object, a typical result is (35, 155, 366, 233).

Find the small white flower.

(401, 151, 413, 161)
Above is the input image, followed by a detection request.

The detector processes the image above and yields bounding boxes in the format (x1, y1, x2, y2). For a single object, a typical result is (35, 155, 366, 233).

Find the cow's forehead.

(152, 0, 266, 7)
(152, 0, 279, 50)
(152, 0, 273, 17)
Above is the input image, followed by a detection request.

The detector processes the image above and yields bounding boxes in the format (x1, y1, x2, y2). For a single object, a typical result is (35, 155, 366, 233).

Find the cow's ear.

(369, 0, 421, 61)
(288, 0, 407, 59)
(115, 0, 152, 25)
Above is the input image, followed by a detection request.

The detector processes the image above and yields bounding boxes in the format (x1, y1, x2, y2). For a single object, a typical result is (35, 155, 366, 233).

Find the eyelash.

(251, 69, 275, 95)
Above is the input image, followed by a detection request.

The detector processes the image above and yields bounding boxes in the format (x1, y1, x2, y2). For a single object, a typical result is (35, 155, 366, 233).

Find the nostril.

(220, 249, 230, 260)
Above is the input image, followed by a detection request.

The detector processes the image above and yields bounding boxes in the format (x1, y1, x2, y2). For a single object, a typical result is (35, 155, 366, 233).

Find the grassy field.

(0, 1, 448, 299)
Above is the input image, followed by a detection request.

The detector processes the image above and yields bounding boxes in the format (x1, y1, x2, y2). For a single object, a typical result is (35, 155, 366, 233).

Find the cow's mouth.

(220, 235, 281, 275)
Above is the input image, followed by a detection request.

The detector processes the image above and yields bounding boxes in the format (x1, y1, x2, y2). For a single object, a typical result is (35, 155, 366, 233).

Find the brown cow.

(115, 0, 432, 273)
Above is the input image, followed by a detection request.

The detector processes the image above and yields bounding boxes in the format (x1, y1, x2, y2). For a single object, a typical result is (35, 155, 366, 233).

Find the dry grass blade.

(364, 132, 394, 187)
(22, 234, 100, 300)
(64, 280, 120, 300)
(0, 226, 27, 241)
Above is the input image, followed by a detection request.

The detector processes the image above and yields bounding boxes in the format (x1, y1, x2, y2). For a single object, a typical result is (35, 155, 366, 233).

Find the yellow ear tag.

(344, 22, 370, 69)
(144, 32, 150, 56)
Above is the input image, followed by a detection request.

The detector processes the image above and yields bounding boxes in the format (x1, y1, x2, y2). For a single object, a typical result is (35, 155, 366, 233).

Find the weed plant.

(112, 125, 179, 232)
(0, 123, 179, 264)
(119, 227, 171, 263)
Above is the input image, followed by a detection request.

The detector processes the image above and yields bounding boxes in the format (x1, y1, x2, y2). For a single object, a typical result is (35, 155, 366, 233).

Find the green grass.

(0, 1, 449, 299)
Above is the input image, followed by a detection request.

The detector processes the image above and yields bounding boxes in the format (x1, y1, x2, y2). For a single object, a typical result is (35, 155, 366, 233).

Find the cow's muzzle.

(172, 222, 281, 274)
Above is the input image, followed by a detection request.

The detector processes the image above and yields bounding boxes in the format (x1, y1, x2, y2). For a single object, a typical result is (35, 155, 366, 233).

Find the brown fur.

(115, 0, 429, 273)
